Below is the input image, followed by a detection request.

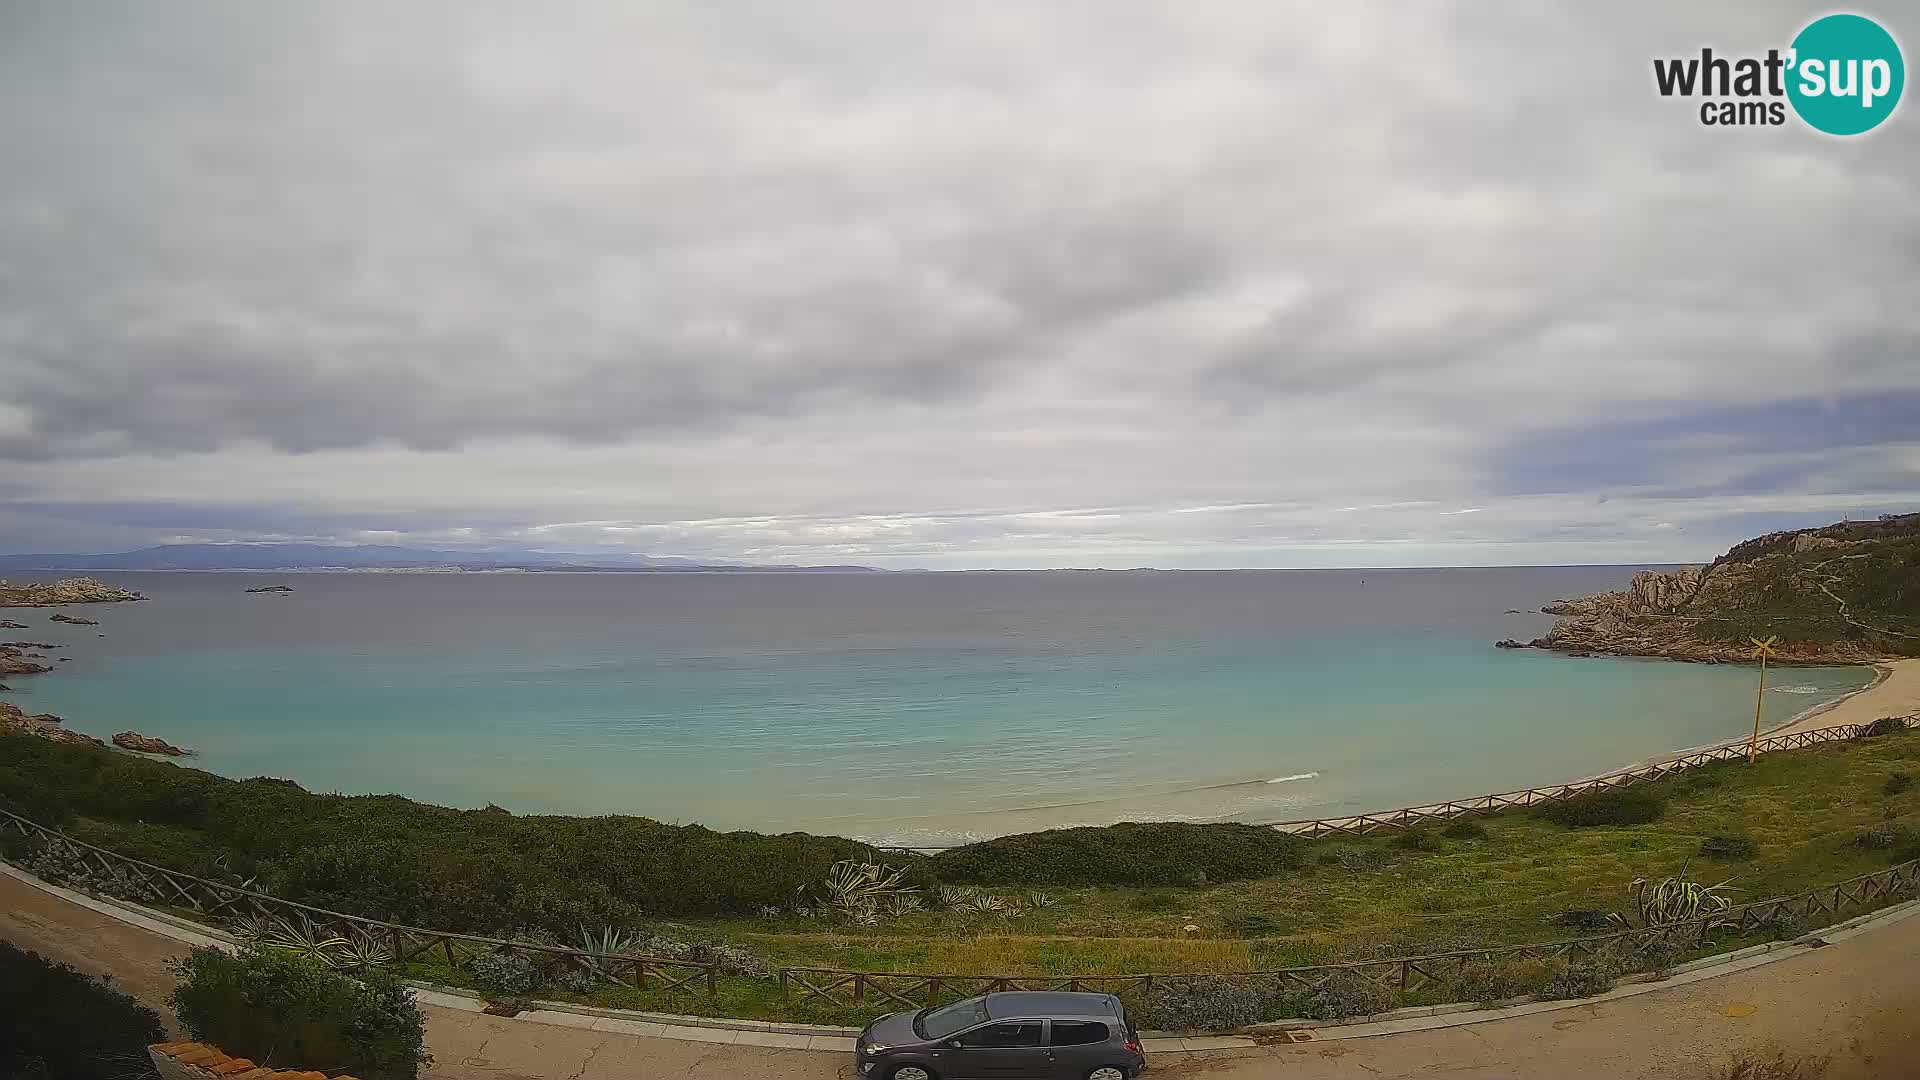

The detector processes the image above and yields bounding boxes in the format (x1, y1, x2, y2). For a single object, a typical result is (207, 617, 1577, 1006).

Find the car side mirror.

(945, 1040, 963, 1049)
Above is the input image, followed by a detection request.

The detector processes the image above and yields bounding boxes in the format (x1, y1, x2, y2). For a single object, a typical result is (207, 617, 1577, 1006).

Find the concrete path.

(5, 868, 1919, 1079)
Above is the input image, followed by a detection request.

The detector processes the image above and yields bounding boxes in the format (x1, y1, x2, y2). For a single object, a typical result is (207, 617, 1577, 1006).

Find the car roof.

(982, 991, 1120, 1020)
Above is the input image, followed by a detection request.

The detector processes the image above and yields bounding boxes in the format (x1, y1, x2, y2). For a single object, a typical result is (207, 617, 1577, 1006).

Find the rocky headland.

(1500, 513, 1920, 664)
(0, 576, 145, 606)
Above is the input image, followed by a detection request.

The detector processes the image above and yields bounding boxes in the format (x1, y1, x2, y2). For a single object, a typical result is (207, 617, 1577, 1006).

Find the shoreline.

(1552, 658, 1910, 787)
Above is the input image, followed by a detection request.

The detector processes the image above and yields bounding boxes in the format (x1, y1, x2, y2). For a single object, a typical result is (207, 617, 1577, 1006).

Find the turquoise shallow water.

(2, 569, 1872, 845)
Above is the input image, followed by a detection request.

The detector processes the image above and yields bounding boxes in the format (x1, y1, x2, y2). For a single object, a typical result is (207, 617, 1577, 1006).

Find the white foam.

(1265, 771, 1320, 784)
(1768, 685, 1829, 695)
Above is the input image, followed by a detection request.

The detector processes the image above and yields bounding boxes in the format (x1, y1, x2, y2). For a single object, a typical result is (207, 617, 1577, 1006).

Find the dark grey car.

(855, 990, 1146, 1080)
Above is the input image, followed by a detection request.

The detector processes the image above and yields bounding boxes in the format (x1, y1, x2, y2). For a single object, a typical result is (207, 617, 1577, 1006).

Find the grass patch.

(1533, 787, 1665, 827)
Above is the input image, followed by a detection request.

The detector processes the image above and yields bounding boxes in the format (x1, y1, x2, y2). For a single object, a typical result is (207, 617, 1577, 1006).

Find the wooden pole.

(1748, 647, 1769, 762)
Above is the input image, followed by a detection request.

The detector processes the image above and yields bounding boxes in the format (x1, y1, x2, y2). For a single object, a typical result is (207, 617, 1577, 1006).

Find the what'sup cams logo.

(1654, 12, 1904, 134)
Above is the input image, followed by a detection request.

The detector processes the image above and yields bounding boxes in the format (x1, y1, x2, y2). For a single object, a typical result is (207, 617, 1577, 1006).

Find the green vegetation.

(932, 821, 1308, 887)
(1694, 514, 1920, 652)
(0, 940, 166, 1080)
(1532, 787, 1665, 827)
(3, 722, 1919, 1028)
(170, 946, 429, 1080)
(1699, 834, 1757, 860)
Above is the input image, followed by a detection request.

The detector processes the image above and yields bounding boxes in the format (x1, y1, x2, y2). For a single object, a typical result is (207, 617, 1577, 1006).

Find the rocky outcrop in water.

(112, 731, 193, 756)
(49, 613, 98, 625)
(0, 577, 144, 606)
(0, 620, 26, 629)
(0, 700, 99, 746)
(1502, 514, 1920, 664)
(245, 585, 295, 593)
(0, 644, 53, 675)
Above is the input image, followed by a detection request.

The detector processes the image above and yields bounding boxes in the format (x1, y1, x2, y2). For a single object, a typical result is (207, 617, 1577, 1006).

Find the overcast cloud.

(1, 1, 1916, 567)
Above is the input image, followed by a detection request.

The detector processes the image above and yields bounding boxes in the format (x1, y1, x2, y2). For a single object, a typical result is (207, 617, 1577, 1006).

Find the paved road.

(4, 870, 1918, 1079)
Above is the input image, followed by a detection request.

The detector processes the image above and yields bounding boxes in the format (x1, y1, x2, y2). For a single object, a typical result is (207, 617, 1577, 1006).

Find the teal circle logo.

(1787, 14, 1904, 135)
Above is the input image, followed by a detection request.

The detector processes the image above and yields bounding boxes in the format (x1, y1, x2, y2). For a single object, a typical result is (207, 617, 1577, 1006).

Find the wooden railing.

(0, 808, 718, 997)
(779, 858, 1920, 1009)
(1264, 715, 1918, 838)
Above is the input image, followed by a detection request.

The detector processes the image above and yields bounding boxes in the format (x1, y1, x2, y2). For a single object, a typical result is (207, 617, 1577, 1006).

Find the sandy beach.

(1763, 657, 1920, 738)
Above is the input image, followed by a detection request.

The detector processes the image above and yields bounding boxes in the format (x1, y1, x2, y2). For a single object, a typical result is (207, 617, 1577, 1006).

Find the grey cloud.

(0, 1, 1917, 563)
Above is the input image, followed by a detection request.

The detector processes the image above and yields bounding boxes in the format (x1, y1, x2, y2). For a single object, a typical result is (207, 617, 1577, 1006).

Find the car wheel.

(1086, 1067, 1131, 1080)
(888, 1065, 938, 1080)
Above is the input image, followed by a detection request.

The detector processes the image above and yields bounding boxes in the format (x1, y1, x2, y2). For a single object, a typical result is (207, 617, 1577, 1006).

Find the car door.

(1045, 1019, 1112, 1078)
(935, 1019, 1050, 1078)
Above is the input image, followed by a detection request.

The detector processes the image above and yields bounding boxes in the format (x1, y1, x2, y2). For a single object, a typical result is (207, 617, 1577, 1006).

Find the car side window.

(955, 1021, 1044, 1048)
(1050, 1020, 1108, 1046)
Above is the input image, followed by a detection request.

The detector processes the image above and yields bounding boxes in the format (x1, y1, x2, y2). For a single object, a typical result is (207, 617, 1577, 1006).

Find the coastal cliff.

(1503, 513, 1920, 664)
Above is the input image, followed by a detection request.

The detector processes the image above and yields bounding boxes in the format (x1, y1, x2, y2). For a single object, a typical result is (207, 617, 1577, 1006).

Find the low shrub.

(1137, 976, 1272, 1032)
(1757, 910, 1807, 941)
(933, 822, 1308, 887)
(1391, 828, 1441, 852)
(1547, 908, 1614, 932)
(1450, 955, 1562, 1004)
(1538, 959, 1618, 1000)
(1699, 834, 1757, 860)
(1533, 788, 1664, 828)
(1886, 772, 1913, 796)
(469, 949, 542, 997)
(1440, 818, 1488, 840)
(170, 946, 430, 1080)
(1221, 911, 1285, 937)
(1130, 889, 1180, 913)
(1856, 717, 1910, 739)
(1853, 822, 1903, 849)
(0, 940, 166, 1080)
(1298, 971, 1396, 1020)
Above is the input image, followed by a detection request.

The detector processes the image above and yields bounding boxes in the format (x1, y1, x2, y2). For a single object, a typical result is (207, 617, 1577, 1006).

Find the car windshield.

(916, 997, 990, 1040)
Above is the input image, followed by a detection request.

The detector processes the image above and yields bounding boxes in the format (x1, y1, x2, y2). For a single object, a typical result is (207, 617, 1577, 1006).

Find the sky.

(1, 2, 1916, 569)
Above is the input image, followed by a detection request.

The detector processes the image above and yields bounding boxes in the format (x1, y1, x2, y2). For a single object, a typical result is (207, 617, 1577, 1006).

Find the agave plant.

(331, 929, 396, 972)
(238, 912, 353, 966)
(845, 902, 883, 927)
(960, 892, 1010, 916)
(883, 893, 925, 918)
(1024, 891, 1059, 910)
(1609, 866, 1738, 930)
(815, 859, 918, 916)
(576, 924, 643, 982)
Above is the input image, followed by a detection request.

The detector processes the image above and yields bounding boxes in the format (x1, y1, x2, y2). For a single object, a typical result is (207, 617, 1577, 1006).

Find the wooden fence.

(1266, 714, 1918, 839)
(780, 858, 1920, 1009)
(0, 808, 719, 996)
(3, 712, 1915, 1015)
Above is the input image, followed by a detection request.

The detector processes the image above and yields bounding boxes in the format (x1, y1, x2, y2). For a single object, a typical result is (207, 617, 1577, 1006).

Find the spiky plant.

(245, 913, 353, 967)
(815, 859, 918, 916)
(1025, 891, 1058, 909)
(1609, 863, 1738, 930)
(331, 929, 395, 972)
(576, 924, 643, 982)
(883, 893, 925, 917)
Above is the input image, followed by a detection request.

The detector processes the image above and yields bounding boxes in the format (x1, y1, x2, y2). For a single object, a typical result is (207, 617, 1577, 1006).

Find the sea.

(1, 568, 1872, 847)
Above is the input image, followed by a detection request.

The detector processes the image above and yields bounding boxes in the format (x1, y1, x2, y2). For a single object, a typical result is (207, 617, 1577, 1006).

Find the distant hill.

(0, 543, 878, 574)
(1513, 512, 1919, 663)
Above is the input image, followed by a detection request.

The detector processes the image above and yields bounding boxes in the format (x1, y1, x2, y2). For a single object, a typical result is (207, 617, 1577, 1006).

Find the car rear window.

(1050, 1020, 1109, 1046)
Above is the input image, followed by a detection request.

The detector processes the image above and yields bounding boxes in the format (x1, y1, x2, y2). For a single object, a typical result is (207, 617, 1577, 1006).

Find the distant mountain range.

(0, 543, 878, 573)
